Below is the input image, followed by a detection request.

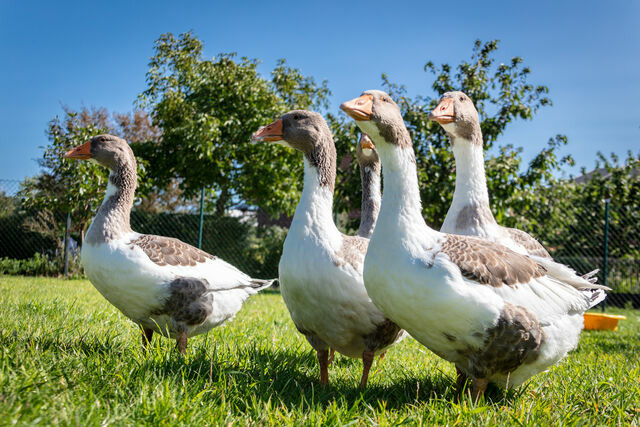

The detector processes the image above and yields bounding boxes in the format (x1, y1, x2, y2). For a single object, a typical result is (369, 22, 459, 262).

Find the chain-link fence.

(548, 200, 639, 309)
(0, 179, 284, 279)
(1, 178, 639, 309)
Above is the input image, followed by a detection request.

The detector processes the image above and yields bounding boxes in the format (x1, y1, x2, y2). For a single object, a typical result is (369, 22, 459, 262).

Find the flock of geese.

(63, 90, 607, 399)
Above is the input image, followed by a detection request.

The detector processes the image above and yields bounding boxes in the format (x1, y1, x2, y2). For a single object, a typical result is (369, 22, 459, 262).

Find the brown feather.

(440, 235, 546, 287)
(130, 235, 216, 267)
(504, 227, 552, 259)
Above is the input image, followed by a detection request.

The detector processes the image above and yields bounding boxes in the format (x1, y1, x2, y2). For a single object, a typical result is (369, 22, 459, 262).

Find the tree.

(333, 40, 574, 232)
(20, 107, 111, 245)
(19, 106, 167, 243)
(137, 31, 330, 216)
(552, 151, 640, 259)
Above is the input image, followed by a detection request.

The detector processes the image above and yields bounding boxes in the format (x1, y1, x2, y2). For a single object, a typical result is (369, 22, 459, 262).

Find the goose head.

(251, 110, 332, 153)
(429, 91, 481, 144)
(356, 134, 380, 168)
(64, 134, 135, 171)
(251, 110, 336, 189)
(340, 90, 411, 150)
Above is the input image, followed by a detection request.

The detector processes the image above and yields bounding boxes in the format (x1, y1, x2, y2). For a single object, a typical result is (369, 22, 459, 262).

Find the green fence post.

(63, 211, 71, 277)
(602, 198, 610, 312)
(198, 186, 205, 249)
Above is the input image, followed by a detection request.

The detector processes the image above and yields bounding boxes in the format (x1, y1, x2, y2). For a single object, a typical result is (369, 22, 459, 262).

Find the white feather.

(279, 158, 404, 358)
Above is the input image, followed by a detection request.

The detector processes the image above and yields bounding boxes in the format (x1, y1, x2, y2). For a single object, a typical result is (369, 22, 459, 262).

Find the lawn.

(0, 276, 638, 425)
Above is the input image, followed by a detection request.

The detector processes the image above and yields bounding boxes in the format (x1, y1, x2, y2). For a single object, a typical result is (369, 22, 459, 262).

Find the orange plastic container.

(583, 313, 626, 331)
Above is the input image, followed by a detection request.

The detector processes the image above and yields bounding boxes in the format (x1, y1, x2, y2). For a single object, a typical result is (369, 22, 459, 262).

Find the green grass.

(1, 276, 639, 425)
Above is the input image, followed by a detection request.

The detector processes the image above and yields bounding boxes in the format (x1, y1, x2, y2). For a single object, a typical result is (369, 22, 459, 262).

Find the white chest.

(81, 237, 169, 321)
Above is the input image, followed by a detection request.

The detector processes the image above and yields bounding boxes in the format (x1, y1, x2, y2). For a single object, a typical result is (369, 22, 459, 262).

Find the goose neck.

(85, 162, 136, 245)
(451, 139, 491, 207)
(290, 157, 339, 238)
(357, 164, 381, 238)
(376, 143, 432, 235)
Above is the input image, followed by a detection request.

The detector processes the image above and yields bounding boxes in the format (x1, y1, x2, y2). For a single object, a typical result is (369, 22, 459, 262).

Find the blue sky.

(1, 0, 638, 182)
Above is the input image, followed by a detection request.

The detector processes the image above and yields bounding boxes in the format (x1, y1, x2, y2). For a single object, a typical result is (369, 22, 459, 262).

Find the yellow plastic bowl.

(583, 313, 626, 331)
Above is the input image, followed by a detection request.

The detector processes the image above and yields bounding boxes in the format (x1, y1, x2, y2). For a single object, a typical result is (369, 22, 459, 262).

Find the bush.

(0, 253, 83, 278)
(0, 211, 58, 259)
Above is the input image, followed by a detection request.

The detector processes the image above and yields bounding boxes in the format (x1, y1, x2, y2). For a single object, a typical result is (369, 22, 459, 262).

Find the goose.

(356, 133, 381, 239)
(64, 134, 273, 354)
(328, 133, 383, 365)
(429, 91, 598, 284)
(251, 111, 404, 388)
(341, 91, 607, 398)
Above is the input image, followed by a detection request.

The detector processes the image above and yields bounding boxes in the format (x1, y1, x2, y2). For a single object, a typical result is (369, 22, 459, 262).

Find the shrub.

(0, 253, 83, 278)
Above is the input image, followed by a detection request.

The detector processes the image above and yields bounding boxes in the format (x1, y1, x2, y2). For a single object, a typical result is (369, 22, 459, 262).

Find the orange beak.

(359, 134, 375, 150)
(340, 94, 373, 121)
(429, 98, 455, 124)
(251, 119, 284, 142)
(63, 141, 92, 159)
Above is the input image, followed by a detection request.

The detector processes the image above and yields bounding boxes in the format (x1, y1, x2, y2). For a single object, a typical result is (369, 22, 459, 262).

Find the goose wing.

(129, 234, 273, 292)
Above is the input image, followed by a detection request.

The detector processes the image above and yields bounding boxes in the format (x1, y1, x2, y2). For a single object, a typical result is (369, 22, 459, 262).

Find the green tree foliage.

(20, 108, 111, 243)
(333, 40, 574, 231)
(551, 152, 639, 259)
(137, 32, 330, 216)
(19, 107, 162, 243)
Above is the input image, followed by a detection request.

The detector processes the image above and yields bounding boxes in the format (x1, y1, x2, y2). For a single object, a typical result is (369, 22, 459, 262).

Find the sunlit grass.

(0, 275, 638, 424)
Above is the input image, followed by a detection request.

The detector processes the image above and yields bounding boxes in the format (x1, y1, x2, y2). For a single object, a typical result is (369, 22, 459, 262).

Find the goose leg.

(360, 350, 375, 389)
(141, 328, 154, 350)
(317, 349, 329, 385)
(472, 378, 489, 401)
(378, 351, 386, 362)
(176, 331, 188, 355)
(456, 366, 468, 391)
(328, 348, 335, 365)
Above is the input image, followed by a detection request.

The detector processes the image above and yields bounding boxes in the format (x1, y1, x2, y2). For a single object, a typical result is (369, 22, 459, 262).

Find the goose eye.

(459, 96, 465, 102)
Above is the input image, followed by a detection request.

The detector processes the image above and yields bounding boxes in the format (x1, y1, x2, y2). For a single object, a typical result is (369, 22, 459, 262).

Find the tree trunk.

(215, 186, 229, 217)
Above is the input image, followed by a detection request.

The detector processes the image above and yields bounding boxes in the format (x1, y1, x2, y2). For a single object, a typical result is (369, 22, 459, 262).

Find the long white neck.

(289, 157, 341, 244)
(450, 139, 492, 209)
(374, 142, 439, 246)
(440, 136, 498, 235)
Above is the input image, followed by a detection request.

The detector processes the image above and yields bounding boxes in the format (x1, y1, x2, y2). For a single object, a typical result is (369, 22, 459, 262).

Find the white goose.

(251, 111, 404, 388)
(430, 91, 597, 284)
(64, 134, 273, 354)
(341, 91, 606, 398)
(329, 133, 383, 364)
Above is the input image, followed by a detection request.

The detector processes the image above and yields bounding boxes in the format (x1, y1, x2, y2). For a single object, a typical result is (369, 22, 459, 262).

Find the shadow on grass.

(137, 344, 518, 410)
(0, 331, 124, 358)
(2, 329, 520, 410)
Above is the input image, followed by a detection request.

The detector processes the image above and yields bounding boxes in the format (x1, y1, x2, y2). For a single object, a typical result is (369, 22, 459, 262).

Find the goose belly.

(81, 240, 169, 323)
(279, 246, 383, 359)
(363, 246, 502, 363)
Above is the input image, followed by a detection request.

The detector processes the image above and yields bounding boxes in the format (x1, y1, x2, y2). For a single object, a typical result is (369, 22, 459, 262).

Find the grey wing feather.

(504, 227, 551, 259)
(130, 234, 216, 267)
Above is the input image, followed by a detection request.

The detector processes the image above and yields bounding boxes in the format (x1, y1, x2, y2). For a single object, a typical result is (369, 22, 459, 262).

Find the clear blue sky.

(1, 0, 638, 182)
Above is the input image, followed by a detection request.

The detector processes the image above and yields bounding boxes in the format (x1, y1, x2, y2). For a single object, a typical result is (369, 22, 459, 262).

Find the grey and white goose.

(328, 133, 383, 364)
(341, 90, 606, 398)
(429, 91, 597, 284)
(356, 133, 381, 239)
(252, 111, 404, 388)
(64, 134, 273, 354)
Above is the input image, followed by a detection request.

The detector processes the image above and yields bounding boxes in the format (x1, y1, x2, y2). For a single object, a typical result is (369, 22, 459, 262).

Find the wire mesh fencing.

(1, 178, 639, 309)
(0, 178, 284, 279)
(543, 200, 639, 308)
